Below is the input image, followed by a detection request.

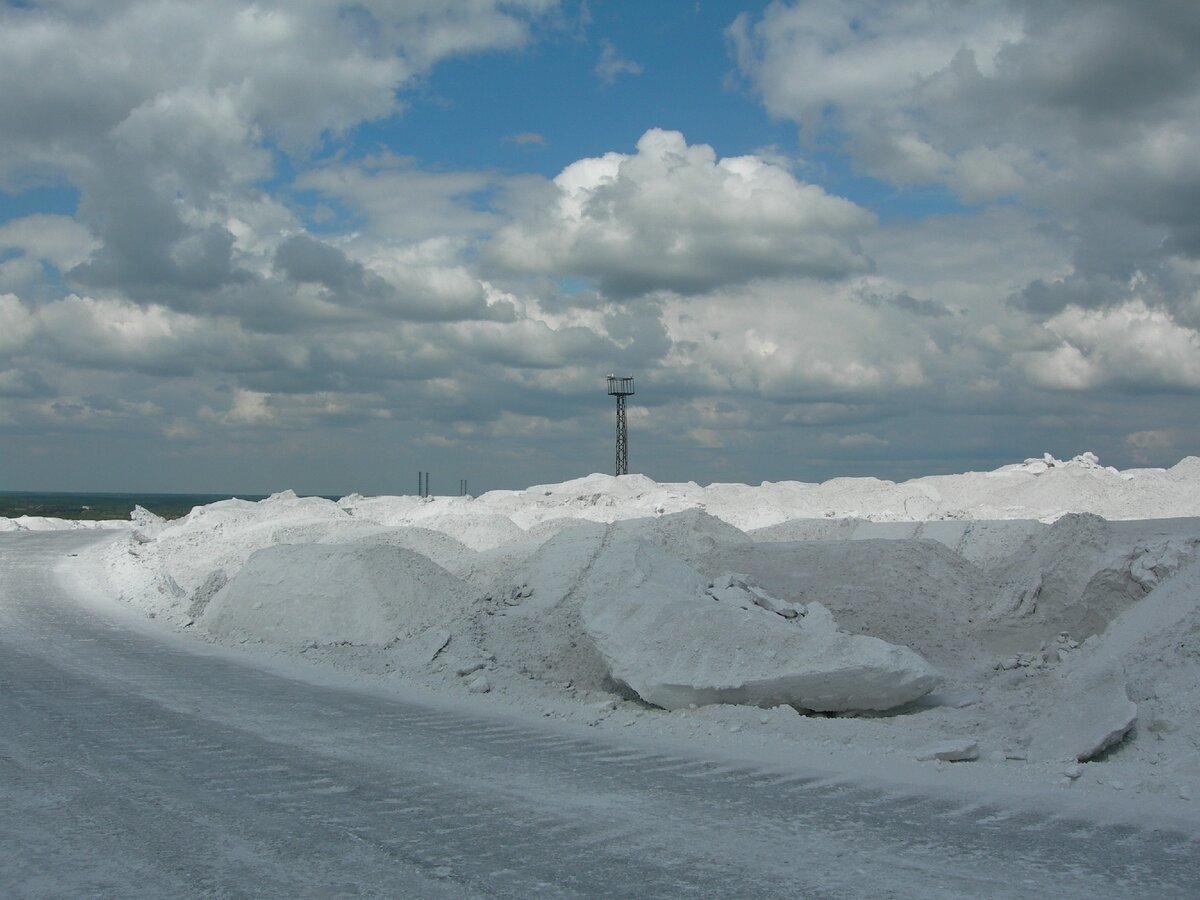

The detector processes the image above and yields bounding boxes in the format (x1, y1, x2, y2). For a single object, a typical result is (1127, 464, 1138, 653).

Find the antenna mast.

(606, 374, 635, 476)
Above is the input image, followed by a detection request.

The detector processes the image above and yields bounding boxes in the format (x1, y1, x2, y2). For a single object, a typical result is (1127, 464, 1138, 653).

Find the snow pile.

(986, 514, 1197, 650)
(69, 451, 1200, 802)
(201, 543, 470, 657)
(470, 452, 1200, 526)
(99, 490, 353, 619)
(461, 522, 613, 693)
(1052, 557, 1200, 767)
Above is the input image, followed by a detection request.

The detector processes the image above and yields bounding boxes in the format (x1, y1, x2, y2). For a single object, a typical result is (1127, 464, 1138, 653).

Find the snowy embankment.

(50, 453, 1200, 805)
(0, 515, 131, 532)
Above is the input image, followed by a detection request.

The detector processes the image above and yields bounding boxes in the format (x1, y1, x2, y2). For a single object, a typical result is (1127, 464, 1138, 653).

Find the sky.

(2, 0, 1199, 495)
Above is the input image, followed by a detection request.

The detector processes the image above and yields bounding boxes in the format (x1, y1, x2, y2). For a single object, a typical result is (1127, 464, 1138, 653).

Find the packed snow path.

(2, 534, 1198, 899)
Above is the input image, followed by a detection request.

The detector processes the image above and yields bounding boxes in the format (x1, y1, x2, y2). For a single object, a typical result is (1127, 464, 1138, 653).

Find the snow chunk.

(579, 538, 940, 712)
(1029, 659, 1137, 762)
(915, 740, 980, 762)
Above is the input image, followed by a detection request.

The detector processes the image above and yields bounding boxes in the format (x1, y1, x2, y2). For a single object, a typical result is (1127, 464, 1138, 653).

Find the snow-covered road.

(2, 533, 1197, 898)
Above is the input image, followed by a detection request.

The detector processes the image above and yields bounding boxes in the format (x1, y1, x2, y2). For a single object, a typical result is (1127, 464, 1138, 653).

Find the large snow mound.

(202, 543, 470, 650)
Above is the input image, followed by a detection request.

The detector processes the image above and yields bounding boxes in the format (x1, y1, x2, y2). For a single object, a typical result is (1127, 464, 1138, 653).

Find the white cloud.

(948, 145, 1031, 203)
(295, 155, 498, 242)
(732, 0, 1200, 272)
(1021, 301, 1200, 390)
(34, 293, 312, 375)
(37, 294, 209, 371)
(487, 129, 875, 296)
(0, 294, 37, 356)
(223, 388, 274, 425)
(201, 387, 394, 429)
(1126, 428, 1178, 451)
(0, 0, 557, 314)
(3, 0, 1197, 489)
(659, 279, 943, 398)
(595, 40, 643, 85)
(0, 1, 554, 165)
(0, 215, 98, 270)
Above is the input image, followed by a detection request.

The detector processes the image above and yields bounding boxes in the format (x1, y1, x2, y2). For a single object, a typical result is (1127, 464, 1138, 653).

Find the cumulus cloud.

(294, 154, 499, 242)
(0, 215, 98, 271)
(487, 129, 875, 296)
(1020, 301, 1200, 391)
(0, 294, 37, 356)
(3, 0, 1197, 490)
(33, 294, 313, 376)
(35, 294, 221, 375)
(272, 233, 509, 323)
(0, 1, 552, 163)
(0, 1, 554, 312)
(731, 1, 1200, 203)
(732, 0, 1200, 321)
(657, 278, 957, 399)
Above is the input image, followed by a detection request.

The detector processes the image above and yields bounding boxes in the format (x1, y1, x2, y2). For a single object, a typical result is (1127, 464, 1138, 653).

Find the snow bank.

(68, 451, 1200, 805)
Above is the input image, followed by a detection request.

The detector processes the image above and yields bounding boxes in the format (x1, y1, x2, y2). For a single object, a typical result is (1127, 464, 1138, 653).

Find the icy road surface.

(2, 533, 1198, 899)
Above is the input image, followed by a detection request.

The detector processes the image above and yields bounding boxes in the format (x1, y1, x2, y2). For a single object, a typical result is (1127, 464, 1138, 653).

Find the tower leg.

(615, 395, 628, 476)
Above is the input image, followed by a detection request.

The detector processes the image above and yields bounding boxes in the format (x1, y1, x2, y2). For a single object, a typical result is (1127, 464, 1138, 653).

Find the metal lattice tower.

(606, 374, 634, 476)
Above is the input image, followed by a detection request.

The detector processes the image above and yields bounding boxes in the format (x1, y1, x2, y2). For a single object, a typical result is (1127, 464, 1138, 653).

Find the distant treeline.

(0, 491, 274, 521)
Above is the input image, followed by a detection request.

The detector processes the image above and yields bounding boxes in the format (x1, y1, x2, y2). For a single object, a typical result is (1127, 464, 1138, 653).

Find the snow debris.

(915, 740, 980, 762)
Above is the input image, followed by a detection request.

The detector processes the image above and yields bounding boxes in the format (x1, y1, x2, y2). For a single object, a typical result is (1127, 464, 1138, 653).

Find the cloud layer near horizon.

(1, 0, 1198, 493)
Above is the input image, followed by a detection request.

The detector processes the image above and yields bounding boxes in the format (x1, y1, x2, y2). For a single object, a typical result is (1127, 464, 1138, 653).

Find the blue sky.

(1, 1, 1199, 494)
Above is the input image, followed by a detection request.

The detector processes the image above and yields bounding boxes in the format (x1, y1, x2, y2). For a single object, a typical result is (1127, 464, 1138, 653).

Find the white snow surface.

(0, 515, 131, 532)
(69, 452, 1200, 809)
